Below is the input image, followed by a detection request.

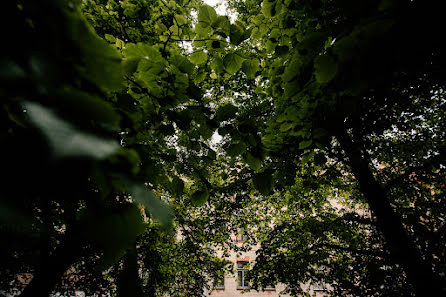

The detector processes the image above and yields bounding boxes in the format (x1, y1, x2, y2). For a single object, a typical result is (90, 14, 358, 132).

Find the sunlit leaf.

(189, 51, 208, 65)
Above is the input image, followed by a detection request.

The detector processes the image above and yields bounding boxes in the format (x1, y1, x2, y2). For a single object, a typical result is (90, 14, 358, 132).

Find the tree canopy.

(1, 0, 445, 297)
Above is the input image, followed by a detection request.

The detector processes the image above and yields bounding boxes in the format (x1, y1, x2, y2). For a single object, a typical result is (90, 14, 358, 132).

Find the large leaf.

(195, 22, 214, 38)
(123, 43, 163, 74)
(171, 54, 194, 74)
(213, 15, 231, 36)
(198, 5, 218, 25)
(126, 182, 174, 228)
(211, 57, 225, 74)
(242, 59, 260, 79)
(79, 204, 146, 270)
(226, 141, 247, 157)
(253, 171, 273, 195)
(25, 102, 119, 160)
(191, 186, 209, 207)
(223, 53, 245, 74)
(229, 24, 244, 45)
(245, 152, 262, 171)
(314, 55, 338, 83)
(69, 10, 123, 91)
(299, 139, 313, 149)
(215, 103, 238, 121)
(189, 51, 208, 65)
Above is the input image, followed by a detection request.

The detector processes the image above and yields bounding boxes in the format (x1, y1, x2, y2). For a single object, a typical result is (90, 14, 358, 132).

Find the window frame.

(236, 229, 248, 242)
(236, 261, 250, 289)
(263, 283, 276, 291)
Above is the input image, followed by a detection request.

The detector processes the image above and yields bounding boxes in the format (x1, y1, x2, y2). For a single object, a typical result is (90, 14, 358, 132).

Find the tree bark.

(117, 242, 144, 297)
(19, 228, 84, 297)
(337, 131, 445, 297)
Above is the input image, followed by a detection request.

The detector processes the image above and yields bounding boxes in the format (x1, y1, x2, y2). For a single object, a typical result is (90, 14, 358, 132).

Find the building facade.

(206, 237, 326, 297)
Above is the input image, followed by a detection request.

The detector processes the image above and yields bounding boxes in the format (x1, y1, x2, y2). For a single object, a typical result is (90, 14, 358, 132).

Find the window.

(214, 272, 225, 289)
(313, 282, 326, 291)
(264, 283, 275, 291)
(237, 261, 249, 289)
(236, 229, 248, 242)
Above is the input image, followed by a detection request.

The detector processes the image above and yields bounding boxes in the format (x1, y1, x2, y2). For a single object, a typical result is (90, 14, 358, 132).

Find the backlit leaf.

(189, 51, 208, 65)
(198, 5, 217, 25)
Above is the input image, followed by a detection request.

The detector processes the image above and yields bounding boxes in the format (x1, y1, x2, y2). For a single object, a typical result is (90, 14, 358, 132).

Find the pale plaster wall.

(206, 242, 326, 297)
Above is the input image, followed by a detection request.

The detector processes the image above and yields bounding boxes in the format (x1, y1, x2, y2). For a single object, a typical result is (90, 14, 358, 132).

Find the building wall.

(207, 242, 326, 297)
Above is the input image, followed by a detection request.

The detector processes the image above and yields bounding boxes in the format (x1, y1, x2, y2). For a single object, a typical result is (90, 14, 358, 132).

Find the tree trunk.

(117, 242, 144, 297)
(19, 229, 84, 297)
(337, 131, 445, 297)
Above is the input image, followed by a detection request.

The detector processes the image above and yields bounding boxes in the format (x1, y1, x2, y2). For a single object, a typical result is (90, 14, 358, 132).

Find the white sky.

(203, 0, 228, 15)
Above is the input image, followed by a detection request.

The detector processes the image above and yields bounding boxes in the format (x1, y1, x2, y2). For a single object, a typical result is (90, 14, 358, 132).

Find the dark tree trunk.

(19, 229, 84, 297)
(117, 242, 144, 297)
(337, 131, 445, 297)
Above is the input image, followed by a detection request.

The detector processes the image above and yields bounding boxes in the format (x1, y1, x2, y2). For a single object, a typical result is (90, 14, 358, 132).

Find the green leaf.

(245, 152, 262, 171)
(195, 22, 213, 37)
(314, 55, 338, 83)
(78, 204, 146, 271)
(191, 186, 209, 206)
(242, 59, 260, 79)
(198, 5, 217, 25)
(223, 53, 245, 75)
(213, 15, 231, 36)
(211, 57, 225, 74)
(299, 139, 313, 149)
(194, 71, 207, 83)
(126, 182, 174, 228)
(210, 72, 218, 79)
(230, 24, 244, 45)
(104, 34, 116, 43)
(301, 151, 315, 164)
(279, 122, 294, 132)
(215, 103, 238, 121)
(170, 176, 185, 197)
(171, 54, 194, 74)
(155, 22, 168, 33)
(123, 43, 163, 74)
(71, 19, 123, 91)
(226, 141, 247, 157)
(253, 171, 273, 195)
(189, 51, 208, 65)
(24, 102, 119, 160)
(282, 56, 302, 82)
(261, 0, 276, 17)
(175, 14, 188, 26)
